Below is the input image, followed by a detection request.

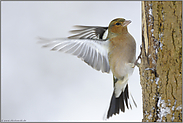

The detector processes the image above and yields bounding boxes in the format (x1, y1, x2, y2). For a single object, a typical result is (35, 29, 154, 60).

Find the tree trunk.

(140, 1, 182, 122)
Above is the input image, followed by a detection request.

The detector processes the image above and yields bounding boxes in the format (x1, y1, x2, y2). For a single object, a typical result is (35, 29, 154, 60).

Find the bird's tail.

(105, 83, 137, 119)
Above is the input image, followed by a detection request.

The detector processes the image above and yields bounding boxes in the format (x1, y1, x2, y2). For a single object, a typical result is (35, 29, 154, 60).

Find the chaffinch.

(38, 18, 137, 119)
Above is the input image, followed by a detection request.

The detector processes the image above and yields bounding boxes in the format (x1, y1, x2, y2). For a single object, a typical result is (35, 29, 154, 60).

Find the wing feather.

(38, 38, 110, 73)
(68, 25, 108, 40)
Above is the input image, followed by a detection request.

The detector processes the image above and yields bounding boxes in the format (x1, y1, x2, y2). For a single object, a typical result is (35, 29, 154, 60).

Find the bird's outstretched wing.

(38, 37, 110, 73)
(68, 25, 108, 40)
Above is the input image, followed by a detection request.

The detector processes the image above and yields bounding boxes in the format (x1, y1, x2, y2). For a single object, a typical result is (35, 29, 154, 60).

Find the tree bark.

(141, 1, 182, 122)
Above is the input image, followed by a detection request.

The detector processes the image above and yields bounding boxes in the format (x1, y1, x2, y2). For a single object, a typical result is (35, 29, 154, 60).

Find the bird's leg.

(134, 45, 142, 67)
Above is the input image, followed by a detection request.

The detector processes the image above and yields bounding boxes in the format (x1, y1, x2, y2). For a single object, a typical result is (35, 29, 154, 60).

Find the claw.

(134, 45, 142, 68)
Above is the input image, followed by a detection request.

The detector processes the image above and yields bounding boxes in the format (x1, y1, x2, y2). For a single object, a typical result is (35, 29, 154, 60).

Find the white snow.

(151, 29, 154, 33)
(148, 114, 152, 119)
(159, 33, 164, 38)
(171, 100, 177, 122)
(155, 48, 158, 54)
(148, 7, 153, 20)
(145, 68, 155, 72)
(155, 77, 159, 84)
(159, 41, 163, 50)
(176, 105, 182, 110)
(157, 97, 171, 122)
(171, 116, 175, 122)
(172, 100, 177, 111)
(167, 99, 171, 106)
(152, 58, 156, 65)
(152, 95, 156, 100)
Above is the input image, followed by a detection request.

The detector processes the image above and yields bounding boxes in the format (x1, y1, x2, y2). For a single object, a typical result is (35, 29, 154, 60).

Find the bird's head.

(107, 18, 131, 37)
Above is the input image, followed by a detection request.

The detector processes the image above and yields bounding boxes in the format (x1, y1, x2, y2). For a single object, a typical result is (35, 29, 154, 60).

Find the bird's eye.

(115, 23, 121, 25)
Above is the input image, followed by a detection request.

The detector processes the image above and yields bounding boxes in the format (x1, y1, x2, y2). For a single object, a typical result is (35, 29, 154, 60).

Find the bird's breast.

(108, 34, 136, 79)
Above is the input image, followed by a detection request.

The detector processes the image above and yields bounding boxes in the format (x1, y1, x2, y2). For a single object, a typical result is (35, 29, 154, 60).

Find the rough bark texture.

(141, 1, 182, 122)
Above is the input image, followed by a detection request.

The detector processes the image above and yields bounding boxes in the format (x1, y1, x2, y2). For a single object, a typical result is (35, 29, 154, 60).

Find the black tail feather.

(124, 84, 129, 109)
(131, 93, 137, 107)
(107, 84, 133, 119)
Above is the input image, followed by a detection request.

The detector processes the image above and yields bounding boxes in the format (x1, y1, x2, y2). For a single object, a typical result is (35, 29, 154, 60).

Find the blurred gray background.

(2, 1, 142, 122)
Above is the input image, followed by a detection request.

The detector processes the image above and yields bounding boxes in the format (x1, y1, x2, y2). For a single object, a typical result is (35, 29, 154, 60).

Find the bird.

(38, 18, 137, 119)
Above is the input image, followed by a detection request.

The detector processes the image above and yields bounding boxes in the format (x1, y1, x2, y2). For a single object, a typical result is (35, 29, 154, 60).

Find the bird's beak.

(123, 20, 131, 27)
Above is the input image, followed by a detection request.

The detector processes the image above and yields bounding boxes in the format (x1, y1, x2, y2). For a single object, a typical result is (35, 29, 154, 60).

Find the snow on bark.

(157, 97, 171, 122)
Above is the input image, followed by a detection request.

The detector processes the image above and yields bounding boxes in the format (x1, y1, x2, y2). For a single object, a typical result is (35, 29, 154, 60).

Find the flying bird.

(38, 18, 137, 119)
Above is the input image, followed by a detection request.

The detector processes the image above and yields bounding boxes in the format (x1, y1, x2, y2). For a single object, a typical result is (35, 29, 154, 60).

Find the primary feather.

(38, 37, 110, 73)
